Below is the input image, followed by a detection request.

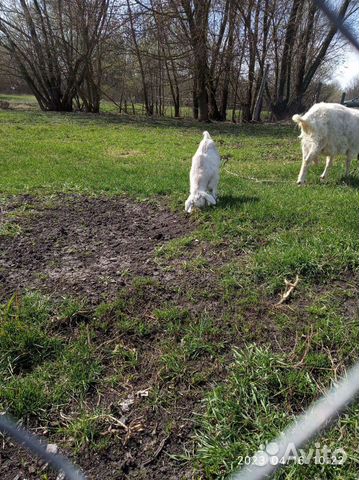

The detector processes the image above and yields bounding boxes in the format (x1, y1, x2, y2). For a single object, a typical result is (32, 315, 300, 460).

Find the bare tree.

(270, 0, 354, 118)
(168, 0, 211, 121)
(0, 0, 111, 112)
(1, 0, 357, 120)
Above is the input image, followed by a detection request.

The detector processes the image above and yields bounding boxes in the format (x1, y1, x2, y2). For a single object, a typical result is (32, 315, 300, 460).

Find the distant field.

(0, 98, 358, 479)
(0, 92, 271, 120)
(0, 93, 37, 104)
(0, 93, 194, 116)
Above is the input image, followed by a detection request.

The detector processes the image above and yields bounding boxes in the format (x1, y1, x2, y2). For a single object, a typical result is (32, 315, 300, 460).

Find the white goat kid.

(293, 102, 359, 185)
(185, 131, 220, 213)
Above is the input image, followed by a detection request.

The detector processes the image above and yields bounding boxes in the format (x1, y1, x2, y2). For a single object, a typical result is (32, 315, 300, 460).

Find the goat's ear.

(202, 192, 216, 206)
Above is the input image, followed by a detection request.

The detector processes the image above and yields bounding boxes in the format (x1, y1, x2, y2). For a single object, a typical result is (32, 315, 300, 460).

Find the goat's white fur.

(293, 102, 359, 184)
(185, 131, 220, 213)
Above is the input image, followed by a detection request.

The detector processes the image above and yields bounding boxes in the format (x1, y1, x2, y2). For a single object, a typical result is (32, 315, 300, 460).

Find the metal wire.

(313, 0, 359, 51)
(231, 361, 359, 480)
(0, 414, 86, 480)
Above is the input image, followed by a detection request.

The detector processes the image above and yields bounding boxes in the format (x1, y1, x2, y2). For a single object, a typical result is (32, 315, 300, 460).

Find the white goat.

(185, 131, 220, 213)
(293, 102, 359, 184)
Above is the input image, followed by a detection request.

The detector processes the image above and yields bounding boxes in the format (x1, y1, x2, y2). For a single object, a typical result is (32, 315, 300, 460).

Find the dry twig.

(275, 275, 299, 306)
(142, 435, 171, 467)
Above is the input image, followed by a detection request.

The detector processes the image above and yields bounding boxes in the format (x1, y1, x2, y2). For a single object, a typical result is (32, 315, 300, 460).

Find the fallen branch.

(276, 275, 299, 306)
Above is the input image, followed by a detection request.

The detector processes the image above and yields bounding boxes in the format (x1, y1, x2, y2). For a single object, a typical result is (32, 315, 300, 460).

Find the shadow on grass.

(338, 175, 359, 189)
(3, 109, 294, 139)
(218, 194, 259, 209)
(81, 113, 295, 139)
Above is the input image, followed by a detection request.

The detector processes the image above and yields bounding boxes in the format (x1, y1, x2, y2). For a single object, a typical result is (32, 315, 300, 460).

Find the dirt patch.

(1, 195, 358, 480)
(0, 195, 196, 303)
(0, 195, 226, 480)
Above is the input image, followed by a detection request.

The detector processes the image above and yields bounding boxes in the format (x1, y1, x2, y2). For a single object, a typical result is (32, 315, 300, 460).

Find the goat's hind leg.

(297, 145, 320, 185)
(320, 156, 333, 181)
(208, 174, 219, 202)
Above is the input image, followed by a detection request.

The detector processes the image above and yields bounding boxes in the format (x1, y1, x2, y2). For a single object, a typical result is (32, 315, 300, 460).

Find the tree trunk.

(179, 0, 210, 121)
(208, 79, 221, 120)
(252, 64, 269, 122)
(240, 0, 260, 122)
(271, 0, 302, 118)
(219, 4, 235, 121)
(193, 78, 199, 119)
(127, 0, 152, 115)
(197, 77, 209, 122)
(271, 0, 351, 119)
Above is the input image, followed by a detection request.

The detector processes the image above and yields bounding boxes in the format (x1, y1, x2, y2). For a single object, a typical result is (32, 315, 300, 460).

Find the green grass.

(0, 293, 102, 418)
(0, 93, 38, 105)
(0, 93, 271, 120)
(192, 345, 359, 479)
(0, 97, 358, 478)
(1, 105, 358, 287)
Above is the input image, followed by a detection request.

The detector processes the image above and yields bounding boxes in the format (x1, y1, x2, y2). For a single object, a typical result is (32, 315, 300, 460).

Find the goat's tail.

(292, 114, 312, 134)
(202, 131, 212, 153)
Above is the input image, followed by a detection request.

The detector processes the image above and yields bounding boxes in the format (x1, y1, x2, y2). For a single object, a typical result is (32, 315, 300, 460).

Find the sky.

(332, 47, 359, 89)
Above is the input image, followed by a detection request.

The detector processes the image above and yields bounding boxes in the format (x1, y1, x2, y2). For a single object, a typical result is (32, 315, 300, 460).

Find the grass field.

(0, 94, 359, 479)
(0, 92, 272, 120)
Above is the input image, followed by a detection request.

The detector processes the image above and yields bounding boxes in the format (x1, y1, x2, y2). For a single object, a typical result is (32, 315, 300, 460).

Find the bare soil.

(1, 195, 358, 480)
(0, 195, 228, 480)
(0, 195, 196, 303)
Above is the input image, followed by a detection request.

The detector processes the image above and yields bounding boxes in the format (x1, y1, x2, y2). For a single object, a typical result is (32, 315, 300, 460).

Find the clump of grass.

(0, 221, 22, 237)
(192, 345, 359, 479)
(60, 411, 113, 453)
(114, 311, 156, 337)
(161, 344, 187, 380)
(160, 315, 222, 380)
(0, 293, 62, 375)
(155, 305, 190, 335)
(181, 316, 221, 359)
(0, 330, 102, 418)
(111, 343, 138, 369)
(156, 235, 200, 259)
(57, 297, 88, 321)
(304, 294, 359, 364)
(0, 293, 102, 418)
